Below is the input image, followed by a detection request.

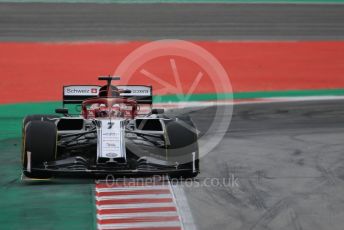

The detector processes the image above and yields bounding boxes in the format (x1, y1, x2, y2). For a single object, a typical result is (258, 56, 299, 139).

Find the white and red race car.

(22, 77, 199, 179)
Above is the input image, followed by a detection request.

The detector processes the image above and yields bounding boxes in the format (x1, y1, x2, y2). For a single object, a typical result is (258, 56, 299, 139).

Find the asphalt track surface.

(183, 100, 344, 230)
(1, 3, 344, 41)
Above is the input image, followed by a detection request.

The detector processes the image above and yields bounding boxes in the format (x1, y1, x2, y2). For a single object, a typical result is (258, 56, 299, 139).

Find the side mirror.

(55, 108, 69, 115)
(152, 108, 164, 114)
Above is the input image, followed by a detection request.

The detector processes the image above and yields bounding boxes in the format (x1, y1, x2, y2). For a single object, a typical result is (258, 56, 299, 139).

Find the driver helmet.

(93, 104, 108, 117)
(98, 85, 120, 97)
(93, 103, 123, 118)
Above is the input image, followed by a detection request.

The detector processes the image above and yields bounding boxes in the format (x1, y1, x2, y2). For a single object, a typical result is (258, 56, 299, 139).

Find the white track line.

(154, 95, 344, 109)
(170, 182, 197, 230)
(97, 202, 176, 210)
(96, 185, 170, 192)
(96, 194, 172, 200)
(98, 221, 181, 230)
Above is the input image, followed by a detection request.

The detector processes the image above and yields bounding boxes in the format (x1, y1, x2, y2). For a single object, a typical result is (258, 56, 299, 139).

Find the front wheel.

(22, 121, 57, 179)
(165, 116, 200, 179)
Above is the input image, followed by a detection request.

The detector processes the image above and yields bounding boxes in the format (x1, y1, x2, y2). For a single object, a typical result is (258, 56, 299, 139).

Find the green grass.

(0, 130, 95, 230)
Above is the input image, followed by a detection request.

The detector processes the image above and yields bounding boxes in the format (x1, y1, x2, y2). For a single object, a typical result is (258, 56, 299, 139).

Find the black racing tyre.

(22, 121, 57, 179)
(165, 116, 199, 179)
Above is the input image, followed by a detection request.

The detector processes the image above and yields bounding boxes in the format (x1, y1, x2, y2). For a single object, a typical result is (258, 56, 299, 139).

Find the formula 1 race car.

(22, 77, 199, 179)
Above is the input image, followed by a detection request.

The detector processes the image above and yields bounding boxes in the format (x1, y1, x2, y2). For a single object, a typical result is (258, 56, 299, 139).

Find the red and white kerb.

(95, 181, 183, 230)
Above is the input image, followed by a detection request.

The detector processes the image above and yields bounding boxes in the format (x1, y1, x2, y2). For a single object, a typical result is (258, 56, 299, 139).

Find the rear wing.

(63, 85, 152, 106)
(117, 85, 152, 105)
(63, 85, 100, 106)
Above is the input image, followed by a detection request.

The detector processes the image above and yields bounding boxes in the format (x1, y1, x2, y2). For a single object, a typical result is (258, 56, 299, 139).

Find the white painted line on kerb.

(97, 202, 176, 210)
(97, 211, 179, 219)
(96, 185, 170, 192)
(98, 221, 182, 230)
(96, 194, 172, 200)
